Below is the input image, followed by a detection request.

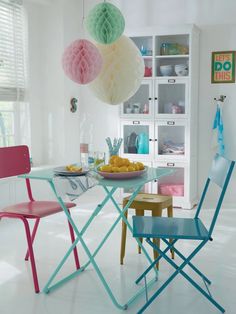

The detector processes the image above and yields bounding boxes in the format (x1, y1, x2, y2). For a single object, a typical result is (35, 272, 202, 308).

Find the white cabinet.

(120, 25, 199, 209)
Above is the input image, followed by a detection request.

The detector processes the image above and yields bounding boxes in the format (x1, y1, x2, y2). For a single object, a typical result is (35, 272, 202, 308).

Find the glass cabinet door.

(155, 119, 188, 161)
(121, 80, 153, 118)
(120, 120, 154, 161)
(152, 161, 187, 207)
(155, 78, 188, 118)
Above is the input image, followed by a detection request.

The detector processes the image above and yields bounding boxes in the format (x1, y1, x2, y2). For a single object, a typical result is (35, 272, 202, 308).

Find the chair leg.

(120, 209, 128, 265)
(138, 239, 225, 314)
(167, 205, 175, 259)
(25, 218, 40, 261)
(21, 217, 40, 293)
(135, 209, 145, 254)
(67, 209, 80, 270)
(152, 209, 162, 269)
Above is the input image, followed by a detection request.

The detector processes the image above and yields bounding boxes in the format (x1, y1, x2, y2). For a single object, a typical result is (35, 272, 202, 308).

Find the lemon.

(136, 162, 145, 170)
(111, 166, 120, 172)
(100, 165, 112, 172)
(123, 158, 130, 166)
(119, 166, 128, 172)
(109, 155, 118, 165)
(114, 157, 124, 167)
(66, 165, 82, 172)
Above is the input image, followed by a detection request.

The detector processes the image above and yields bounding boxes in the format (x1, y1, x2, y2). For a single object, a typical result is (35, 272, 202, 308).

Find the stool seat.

(123, 193, 172, 210)
(121, 193, 174, 267)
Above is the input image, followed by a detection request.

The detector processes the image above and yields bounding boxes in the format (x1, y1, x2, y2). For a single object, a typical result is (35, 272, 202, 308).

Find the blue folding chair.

(132, 154, 235, 313)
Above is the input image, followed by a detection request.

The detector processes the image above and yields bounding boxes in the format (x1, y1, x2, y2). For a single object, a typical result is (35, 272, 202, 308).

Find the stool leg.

(167, 205, 175, 259)
(152, 209, 162, 269)
(135, 209, 144, 254)
(120, 206, 128, 265)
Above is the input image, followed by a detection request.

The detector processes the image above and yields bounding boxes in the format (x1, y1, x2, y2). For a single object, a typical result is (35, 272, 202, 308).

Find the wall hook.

(70, 98, 78, 113)
(214, 95, 226, 102)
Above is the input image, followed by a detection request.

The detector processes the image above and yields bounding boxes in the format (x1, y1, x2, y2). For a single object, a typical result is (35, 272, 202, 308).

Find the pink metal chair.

(0, 145, 80, 293)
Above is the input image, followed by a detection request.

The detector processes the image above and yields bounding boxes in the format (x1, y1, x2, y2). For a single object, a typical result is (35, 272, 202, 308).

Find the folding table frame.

(20, 167, 172, 310)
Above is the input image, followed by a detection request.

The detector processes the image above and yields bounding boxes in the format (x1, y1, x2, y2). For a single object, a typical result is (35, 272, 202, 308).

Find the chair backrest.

(195, 153, 235, 238)
(0, 145, 31, 179)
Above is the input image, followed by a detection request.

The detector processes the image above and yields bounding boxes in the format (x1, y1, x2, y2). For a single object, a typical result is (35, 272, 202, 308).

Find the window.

(0, 0, 30, 147)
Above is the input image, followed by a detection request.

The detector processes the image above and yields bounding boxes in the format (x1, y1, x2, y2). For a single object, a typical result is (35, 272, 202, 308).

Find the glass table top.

(19, 167, 173, 189)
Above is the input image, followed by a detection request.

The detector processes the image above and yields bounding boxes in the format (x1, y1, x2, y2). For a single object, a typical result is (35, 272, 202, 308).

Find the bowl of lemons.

(97, 156, 147, 179)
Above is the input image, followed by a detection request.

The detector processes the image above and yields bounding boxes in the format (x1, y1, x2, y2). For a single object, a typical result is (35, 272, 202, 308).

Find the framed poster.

(211, 51, 235, 83)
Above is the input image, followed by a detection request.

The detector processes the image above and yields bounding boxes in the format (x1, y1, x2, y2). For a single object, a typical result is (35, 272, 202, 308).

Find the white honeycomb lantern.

(89, 35, 145, 105)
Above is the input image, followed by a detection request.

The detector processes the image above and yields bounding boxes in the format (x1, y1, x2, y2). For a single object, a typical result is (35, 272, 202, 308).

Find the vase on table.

(106, 137, 123, 159)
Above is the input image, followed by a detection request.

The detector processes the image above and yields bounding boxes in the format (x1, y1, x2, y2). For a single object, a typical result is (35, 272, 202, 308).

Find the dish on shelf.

(144, 66, 152, 77)
(160, 43, 189, 55)
(53, 166, 89, 176)
(174, 64, 188, 76)
(160, 65, 173, 76)
(97, 166, 148, 180)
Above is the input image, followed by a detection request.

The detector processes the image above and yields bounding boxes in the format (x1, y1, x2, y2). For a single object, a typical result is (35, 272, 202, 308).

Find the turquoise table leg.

(43, 181, 158, 310)
(81, 185, 157, 271)
(104, 185, 158, 274)
(43, 182, 117, 293)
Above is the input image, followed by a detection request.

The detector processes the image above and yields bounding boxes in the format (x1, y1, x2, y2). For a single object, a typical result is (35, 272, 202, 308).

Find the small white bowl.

(175, 64, 188, 76)
(160, 65, 173, 76)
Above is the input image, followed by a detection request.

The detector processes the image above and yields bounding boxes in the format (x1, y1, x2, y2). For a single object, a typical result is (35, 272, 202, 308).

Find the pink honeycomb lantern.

(62, 39, 103, 85)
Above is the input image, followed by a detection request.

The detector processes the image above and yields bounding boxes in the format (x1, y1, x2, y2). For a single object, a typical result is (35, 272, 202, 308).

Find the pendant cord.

(82, 0, 85, 21)
(82, 0, 85, 35)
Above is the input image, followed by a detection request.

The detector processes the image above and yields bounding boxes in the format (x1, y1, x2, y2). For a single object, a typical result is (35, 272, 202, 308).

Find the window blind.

(0, 0, 27, 101)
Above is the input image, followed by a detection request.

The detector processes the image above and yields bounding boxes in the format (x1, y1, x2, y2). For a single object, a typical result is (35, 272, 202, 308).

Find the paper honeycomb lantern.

(89, 36, 145, 105)
(85, 2, 125, 44)
(62, 39, 103, 85)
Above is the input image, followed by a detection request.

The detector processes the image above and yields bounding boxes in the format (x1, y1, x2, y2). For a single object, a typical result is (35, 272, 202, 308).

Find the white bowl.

(175, 64, 188, 76)
(160, 65, 173, 76)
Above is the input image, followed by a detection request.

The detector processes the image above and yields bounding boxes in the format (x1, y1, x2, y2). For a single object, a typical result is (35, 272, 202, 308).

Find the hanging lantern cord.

(82, 0, 85, 29)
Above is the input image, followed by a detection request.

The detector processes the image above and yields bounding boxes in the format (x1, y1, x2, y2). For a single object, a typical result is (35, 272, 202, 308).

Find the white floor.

(1, 189, 236, 314)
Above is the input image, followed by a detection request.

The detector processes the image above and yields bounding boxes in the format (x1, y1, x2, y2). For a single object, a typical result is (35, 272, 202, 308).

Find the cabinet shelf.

(156, 54, 189, 59)
(156, 76, 189, 79)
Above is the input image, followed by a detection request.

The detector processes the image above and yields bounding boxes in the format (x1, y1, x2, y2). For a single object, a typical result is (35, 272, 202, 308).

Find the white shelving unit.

(119, 25, 200, 209)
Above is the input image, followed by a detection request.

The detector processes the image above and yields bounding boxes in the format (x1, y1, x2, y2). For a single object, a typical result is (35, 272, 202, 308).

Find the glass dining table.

(20, 166, 173, 310)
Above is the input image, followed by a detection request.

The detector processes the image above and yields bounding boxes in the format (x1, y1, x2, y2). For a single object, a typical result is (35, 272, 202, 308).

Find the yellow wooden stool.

(120, 193, 174, 268)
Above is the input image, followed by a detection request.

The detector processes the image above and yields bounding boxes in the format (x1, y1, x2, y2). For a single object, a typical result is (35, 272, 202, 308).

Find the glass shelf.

(156, 54, 189, 59)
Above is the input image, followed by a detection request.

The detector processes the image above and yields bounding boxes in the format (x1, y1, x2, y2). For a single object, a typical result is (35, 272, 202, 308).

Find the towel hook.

(214, 95, 226, 103)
